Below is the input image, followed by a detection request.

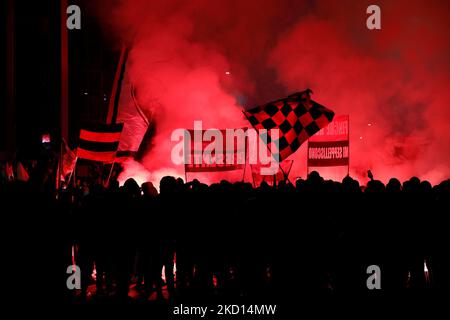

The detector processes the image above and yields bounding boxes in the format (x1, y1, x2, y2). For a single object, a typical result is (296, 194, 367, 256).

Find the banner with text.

(307, 115, 349, 167)
(184, 129, 247, 172)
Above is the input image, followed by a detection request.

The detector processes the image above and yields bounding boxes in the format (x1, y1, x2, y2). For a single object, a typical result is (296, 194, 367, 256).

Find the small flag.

(16, 162, 29, 182)
(244, 89, 334, 161)
(250, 160, 293, 187)
(77, 123, 124, 163)
(61, 139, 77, 181)
(5, 162, 14, 181)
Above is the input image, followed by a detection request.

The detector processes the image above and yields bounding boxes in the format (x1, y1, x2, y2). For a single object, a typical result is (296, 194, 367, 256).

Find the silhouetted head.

(176, 177, 185, 190)
(403, 177, 421, 192)
(259, 181, 271, 192)
(366, 179, 385, 193)
(142, 181, 158, 198)
(437, 179, 450, 194)
(420, 180, 432, 193)
(342, 176, 360, 192)
(160, 176, 177, 195)
(220, 180, 232, 187)
(295, 178, 305, 189)
(123, 178, 141, 198)
(342, 175, 353, 185)
(308, 171, 321, 181)
(386, 178, 401, 192)
(306, 171, 323, 190)
(409, 176, 421, 190)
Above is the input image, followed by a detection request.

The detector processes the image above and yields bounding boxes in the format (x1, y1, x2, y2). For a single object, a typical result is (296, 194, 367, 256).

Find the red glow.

(41, 134, 51, 144)
(94, 0, 450, 185)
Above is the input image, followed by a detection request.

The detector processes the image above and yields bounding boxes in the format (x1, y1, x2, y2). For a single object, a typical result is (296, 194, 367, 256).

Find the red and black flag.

(243, 89, 334, 161)
(77, 123, 124, 163)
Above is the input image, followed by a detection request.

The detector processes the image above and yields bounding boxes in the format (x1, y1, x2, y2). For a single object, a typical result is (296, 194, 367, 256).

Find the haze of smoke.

(94, 0, 449, 185)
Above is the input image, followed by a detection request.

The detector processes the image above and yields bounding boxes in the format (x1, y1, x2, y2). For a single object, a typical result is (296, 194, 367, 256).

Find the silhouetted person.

(113, 178, 141, 301)
(158, 176, 178, 298)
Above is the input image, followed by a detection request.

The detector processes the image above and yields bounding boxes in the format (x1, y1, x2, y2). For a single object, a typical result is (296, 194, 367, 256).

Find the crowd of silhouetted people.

(1, 167, 449, 305)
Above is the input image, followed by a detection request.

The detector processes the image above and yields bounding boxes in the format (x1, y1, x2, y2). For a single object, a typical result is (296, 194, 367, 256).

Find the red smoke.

(93, 0, 450, 185)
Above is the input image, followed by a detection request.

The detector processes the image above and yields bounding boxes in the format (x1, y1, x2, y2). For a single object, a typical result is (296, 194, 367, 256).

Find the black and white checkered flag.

(244, 89, 334, 161)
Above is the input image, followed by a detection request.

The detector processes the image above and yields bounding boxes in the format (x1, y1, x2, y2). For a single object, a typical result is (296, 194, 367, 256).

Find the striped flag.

(77, 123, 124, 163)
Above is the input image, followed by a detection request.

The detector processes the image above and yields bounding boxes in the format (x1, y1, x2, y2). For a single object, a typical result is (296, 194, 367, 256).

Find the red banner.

(307, 115, 349, 167)
(184, 129, 247, 173)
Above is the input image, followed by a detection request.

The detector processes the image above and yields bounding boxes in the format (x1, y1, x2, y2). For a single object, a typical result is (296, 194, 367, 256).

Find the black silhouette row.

(1, 170, 449, 305)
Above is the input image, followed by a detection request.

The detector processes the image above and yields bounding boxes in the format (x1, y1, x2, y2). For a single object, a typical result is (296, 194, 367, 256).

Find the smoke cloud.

(92, 0, 450, 185)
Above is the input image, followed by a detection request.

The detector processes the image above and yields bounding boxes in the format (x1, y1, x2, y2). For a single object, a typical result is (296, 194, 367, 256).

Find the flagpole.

(347, 115, 350, 176)
(105, 161, 115, 188)
(72, 159, 76, 188)
(60, 0, 69, 142)
(6, 0, 16, 156)
(58, 141, 63, 190)
(306, 140, 310, 177)
(67, 157, 78, 186)
(279, 162, 287, 181)
(107, 45, 127, 124)
(241, 133, 248, 182)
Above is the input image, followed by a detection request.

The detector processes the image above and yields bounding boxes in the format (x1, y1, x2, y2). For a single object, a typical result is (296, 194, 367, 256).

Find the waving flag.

(244, 89, 334, 161)
(115, 76, 150, 161)
(76, 123, 124, 163)
(60, 138, 77, 181)
(5, 162, 14, 181)
(16, 162, 29, 182)
(106, 46, 150, 162)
